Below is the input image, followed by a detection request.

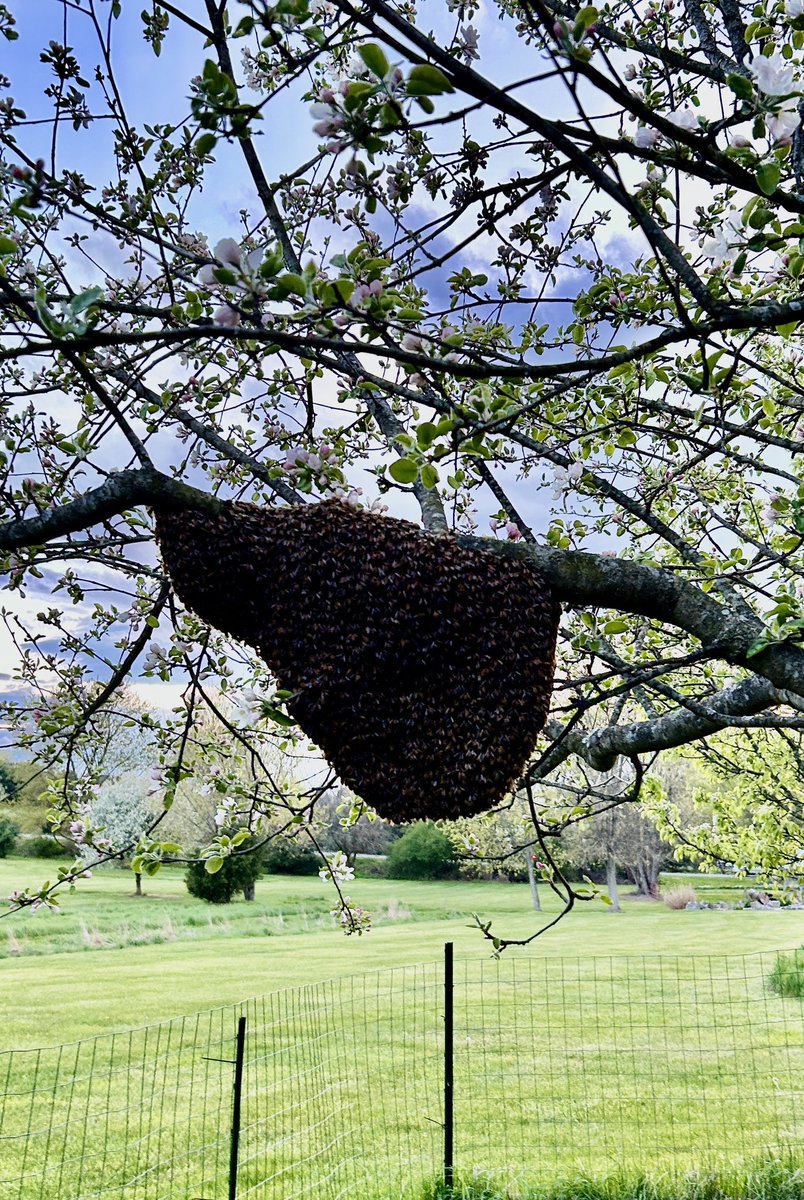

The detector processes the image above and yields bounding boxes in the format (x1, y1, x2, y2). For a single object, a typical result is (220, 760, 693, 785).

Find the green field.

(1, 860, 803, 1200)
(1, 859, 803, 1047)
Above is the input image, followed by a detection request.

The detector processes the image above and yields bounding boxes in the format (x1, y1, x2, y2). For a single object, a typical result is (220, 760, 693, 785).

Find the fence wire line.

(0, 951, 802, 1200)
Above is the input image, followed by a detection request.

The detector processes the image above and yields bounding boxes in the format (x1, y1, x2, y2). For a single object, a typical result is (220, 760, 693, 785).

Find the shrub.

(768, 949, 804, 999)
(17, 834, 73, 859)
(0, 815, 19, 857)
(261, 838, 320, 875)
(387, 822, 454, 880)
(354, 856, 389, 879)
(185, 835, 264, 903)
(185, 859, 240, 904)
(664, 885, 697, 910)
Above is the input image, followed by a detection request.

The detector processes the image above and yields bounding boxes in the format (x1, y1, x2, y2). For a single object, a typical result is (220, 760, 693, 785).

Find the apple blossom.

(750, 52, 800, 96)
(666, 107, 698, 132)
(766, 105, 801, 141)
(213, 238, 242, 266)
(212, 304, 241, 328)
(634, 126, 661, 148)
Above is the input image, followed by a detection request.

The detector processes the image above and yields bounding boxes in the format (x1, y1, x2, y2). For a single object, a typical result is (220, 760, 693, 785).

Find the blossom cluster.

(196, 237, 266, 327)
(330, 897, 372, 934)
(319, 850, 355, 884)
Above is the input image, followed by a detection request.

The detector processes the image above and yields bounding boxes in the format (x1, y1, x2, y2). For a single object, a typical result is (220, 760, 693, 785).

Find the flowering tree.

(1, 0, 804, 941)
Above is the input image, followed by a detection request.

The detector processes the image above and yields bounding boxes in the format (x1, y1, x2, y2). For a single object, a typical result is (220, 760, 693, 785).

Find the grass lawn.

(1, 861, 803, 1200)
(0, 859, 803, 1046)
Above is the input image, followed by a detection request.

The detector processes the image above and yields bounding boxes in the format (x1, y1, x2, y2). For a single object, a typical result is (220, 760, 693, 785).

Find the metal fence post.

(444, 942, 454, 1195)
(229, 1016, 247, 1200)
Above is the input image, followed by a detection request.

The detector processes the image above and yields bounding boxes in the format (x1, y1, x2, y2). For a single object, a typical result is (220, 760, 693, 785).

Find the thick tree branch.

(1, 471, 801, 701)
(555, 676, 791, 771)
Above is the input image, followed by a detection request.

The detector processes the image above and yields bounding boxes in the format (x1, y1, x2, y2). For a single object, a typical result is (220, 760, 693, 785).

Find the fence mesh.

(0, 951, 802, 1200)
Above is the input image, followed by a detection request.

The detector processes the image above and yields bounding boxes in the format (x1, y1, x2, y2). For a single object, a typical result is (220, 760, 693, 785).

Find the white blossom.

(700, 211, 743, 267)
(767, 103, 801, 140)
(750, 52, 799, 96)
(213, 237, 242, 265)
(666, 107, 698, 132)
(212, 304, 240, 328)
(319, 850, 355, 884)
(634, 126, 661, 148)
(457, 25, 480, 61)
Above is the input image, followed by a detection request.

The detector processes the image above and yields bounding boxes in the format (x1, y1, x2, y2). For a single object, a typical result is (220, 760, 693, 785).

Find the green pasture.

(1, 858, 803, 1047)
(1, 860, 803, 1200)
(0, 859, 803, 1047)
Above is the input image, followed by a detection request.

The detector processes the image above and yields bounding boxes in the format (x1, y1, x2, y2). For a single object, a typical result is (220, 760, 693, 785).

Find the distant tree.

(0, 757, 53, 833)
(448, 806, 545, 908)
(0, 814, 19, 857)
(261, 837, 320, 876)
(387, 822, 454, 881)
(0, 759, 16, 800)
(82, 771, 155, 896)
(654, 730, 804, 884)
(562, 778, 672, 900)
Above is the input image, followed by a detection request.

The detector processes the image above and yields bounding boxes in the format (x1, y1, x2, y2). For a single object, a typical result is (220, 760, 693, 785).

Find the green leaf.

(68, 286, 103, 318)
(0, 236, 17, 258)
(756, 162, 781, 196)
(277, 272, 307, 298)
(260, 702, 296, 728)
(34, 288, 66, 337)
(389, 457, 420, 484)
(358, 42, 389, 78)
(746, 637, 771, 658)
(416, 421, 439, 449)
(421, 464, 439, 489)
(573, 5, 598, 36)
(727, 72, 754, 100)
(195, 132, 217, 157)
(603, 618, 629, 634)
(204, 855, 224, 874)
(777, 319, 799, 337)
(407, 64, 454, 97)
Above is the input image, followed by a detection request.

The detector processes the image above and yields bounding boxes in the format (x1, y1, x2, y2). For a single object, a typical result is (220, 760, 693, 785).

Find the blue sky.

(0, 0, 630, 696)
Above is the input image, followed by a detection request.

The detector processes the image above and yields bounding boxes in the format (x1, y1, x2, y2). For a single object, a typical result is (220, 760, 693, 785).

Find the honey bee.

(155, 497, 560, 823)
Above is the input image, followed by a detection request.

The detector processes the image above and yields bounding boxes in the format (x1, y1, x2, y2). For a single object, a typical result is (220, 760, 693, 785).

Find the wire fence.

(1, 949, 803, 1200)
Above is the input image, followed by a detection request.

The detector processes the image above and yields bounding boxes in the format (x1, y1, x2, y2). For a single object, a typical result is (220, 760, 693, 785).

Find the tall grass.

(422, 1159, 804, 1200)
(768, 948, 804, 998)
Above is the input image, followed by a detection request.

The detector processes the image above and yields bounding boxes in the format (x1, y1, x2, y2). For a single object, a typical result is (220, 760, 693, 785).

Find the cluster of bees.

(155, 498, 560, 824)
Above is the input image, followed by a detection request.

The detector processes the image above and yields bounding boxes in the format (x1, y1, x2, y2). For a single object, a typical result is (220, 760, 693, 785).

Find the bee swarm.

(155, 498, 560, 823)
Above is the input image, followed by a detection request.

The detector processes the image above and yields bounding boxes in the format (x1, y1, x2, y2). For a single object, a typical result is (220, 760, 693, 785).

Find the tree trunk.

(134, 871, 142, 897)
(525, 851, 541, 912)
(242, 882, 255, 901)
(606, 854, 621, 911)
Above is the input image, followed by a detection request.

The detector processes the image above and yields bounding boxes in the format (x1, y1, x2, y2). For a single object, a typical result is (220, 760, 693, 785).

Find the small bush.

(768, 948, 804, 999)
(185, 835, 264, 903)
(0, 815, 19, 857)
(664, 885, 697, 910)
(17, 834, 73, 859)
(387, 822, 454, 880)
(261, 839, 320, 875)
(354, 856, 388, 878)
